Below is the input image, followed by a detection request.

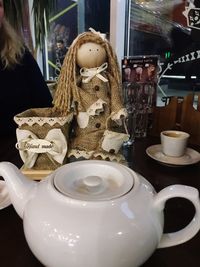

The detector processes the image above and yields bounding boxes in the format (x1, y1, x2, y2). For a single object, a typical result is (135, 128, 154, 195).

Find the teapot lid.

(53, 160, 134, 201)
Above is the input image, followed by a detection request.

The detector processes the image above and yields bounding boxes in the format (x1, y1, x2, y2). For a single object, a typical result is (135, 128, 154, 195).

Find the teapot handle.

(154, 184, 200, 248)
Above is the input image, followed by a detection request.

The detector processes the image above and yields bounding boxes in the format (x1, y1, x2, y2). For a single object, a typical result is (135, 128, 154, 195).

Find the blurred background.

(4, 0, 200, 104)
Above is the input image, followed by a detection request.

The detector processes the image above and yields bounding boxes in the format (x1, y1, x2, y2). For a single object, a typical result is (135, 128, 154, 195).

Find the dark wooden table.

(0, 135, 200, 267)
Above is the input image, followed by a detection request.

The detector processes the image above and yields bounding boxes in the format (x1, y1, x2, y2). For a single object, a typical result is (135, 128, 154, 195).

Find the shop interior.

(53, 0, 198, 109)
(5, 0, 200, 107)
(1, 1, 200, 267)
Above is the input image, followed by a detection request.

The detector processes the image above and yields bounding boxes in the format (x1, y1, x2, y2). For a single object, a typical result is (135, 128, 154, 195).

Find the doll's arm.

(106, 72, 128, 125)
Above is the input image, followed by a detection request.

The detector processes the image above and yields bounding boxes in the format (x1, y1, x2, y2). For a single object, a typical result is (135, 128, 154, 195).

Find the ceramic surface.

(160, 130, 189, 157)
(0, 160, 200, 267)
(146, 144, 200, 166)
(0, 180, 11, 209)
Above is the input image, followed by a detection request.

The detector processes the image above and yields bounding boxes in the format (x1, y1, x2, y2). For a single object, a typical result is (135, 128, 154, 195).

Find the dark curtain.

(84, 0, 110, 34)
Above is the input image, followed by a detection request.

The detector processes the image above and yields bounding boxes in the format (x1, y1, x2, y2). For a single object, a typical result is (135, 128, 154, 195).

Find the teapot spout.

(0, 162, 37, 218)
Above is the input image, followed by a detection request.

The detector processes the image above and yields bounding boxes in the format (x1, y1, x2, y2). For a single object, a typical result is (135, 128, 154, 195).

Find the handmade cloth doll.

(53, 29, 129, 162)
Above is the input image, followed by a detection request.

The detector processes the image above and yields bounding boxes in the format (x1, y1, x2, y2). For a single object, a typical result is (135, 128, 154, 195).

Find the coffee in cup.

(160, 130, 190, 157)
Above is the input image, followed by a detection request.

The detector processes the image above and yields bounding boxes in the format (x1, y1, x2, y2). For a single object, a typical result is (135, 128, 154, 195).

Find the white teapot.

(0, 160, 200, 267)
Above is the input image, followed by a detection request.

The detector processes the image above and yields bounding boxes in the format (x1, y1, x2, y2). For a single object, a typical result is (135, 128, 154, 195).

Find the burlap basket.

(14, 108, 73, 170)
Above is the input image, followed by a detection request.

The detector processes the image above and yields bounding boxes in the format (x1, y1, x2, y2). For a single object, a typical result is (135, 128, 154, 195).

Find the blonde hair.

(53, 31, 122, 114)
(0, 18, 24, 68)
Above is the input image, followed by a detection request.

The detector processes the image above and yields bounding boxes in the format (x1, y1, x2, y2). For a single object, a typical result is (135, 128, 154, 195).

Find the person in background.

(0, 0, 53, 137)
(55, 39, 68, 66)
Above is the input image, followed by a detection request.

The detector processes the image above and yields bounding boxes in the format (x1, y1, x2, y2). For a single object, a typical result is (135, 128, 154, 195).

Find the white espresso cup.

(160, 130, 190, 157)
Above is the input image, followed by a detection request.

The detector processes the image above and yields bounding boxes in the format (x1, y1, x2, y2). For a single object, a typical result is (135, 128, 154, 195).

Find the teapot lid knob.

(83, 176, 102, 187)
(82, 176, 104, 193)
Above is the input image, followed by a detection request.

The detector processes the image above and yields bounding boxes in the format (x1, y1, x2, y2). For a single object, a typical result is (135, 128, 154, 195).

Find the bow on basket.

(16, 129, 67, 169)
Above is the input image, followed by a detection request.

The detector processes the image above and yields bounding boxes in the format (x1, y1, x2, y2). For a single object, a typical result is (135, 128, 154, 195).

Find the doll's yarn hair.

(53, 31, 122, 114)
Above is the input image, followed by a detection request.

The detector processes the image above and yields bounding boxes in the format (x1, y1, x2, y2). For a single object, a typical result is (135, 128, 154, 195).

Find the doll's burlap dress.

(68, 72, 129, 162)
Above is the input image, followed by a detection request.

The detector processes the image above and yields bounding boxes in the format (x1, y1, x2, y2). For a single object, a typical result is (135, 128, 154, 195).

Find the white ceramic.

(160, 130, 190, 157)
(0, 181, 11, 209)
(146, 144, 200, 166)
(0, 160, 200, 267)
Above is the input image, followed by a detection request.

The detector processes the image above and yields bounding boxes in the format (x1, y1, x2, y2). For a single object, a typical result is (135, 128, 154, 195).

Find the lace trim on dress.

(93, 152, 126, 162)
(68, 149, 126, 163)
(68, 149, 95, 159)
(111, 108, 128, 125)
(87, 99, 106, 116)
(77, 99, 106, 128)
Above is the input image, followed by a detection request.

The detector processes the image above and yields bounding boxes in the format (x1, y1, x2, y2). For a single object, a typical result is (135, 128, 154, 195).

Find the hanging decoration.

(158, 49, 200, 90)
(183, 2, 200, 30)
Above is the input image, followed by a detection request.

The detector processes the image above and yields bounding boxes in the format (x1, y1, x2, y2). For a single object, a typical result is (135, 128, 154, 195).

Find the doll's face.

(76, 42, 107, 68)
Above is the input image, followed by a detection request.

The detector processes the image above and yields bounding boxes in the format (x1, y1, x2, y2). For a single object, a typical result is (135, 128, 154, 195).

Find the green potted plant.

(4, 0, 57, 50)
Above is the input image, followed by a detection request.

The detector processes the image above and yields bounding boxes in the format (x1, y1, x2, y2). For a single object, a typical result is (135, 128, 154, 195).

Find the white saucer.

(146, 144, 200, 167)
(0, 181, 11, 209)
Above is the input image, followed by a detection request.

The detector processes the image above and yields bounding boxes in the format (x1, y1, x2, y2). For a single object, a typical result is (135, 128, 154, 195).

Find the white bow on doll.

(89, 27, 106, 40)
(80, 62, 108, 83)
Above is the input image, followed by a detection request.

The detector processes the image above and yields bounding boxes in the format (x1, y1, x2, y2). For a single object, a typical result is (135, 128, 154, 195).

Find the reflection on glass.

(124, 1, 200, 107)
